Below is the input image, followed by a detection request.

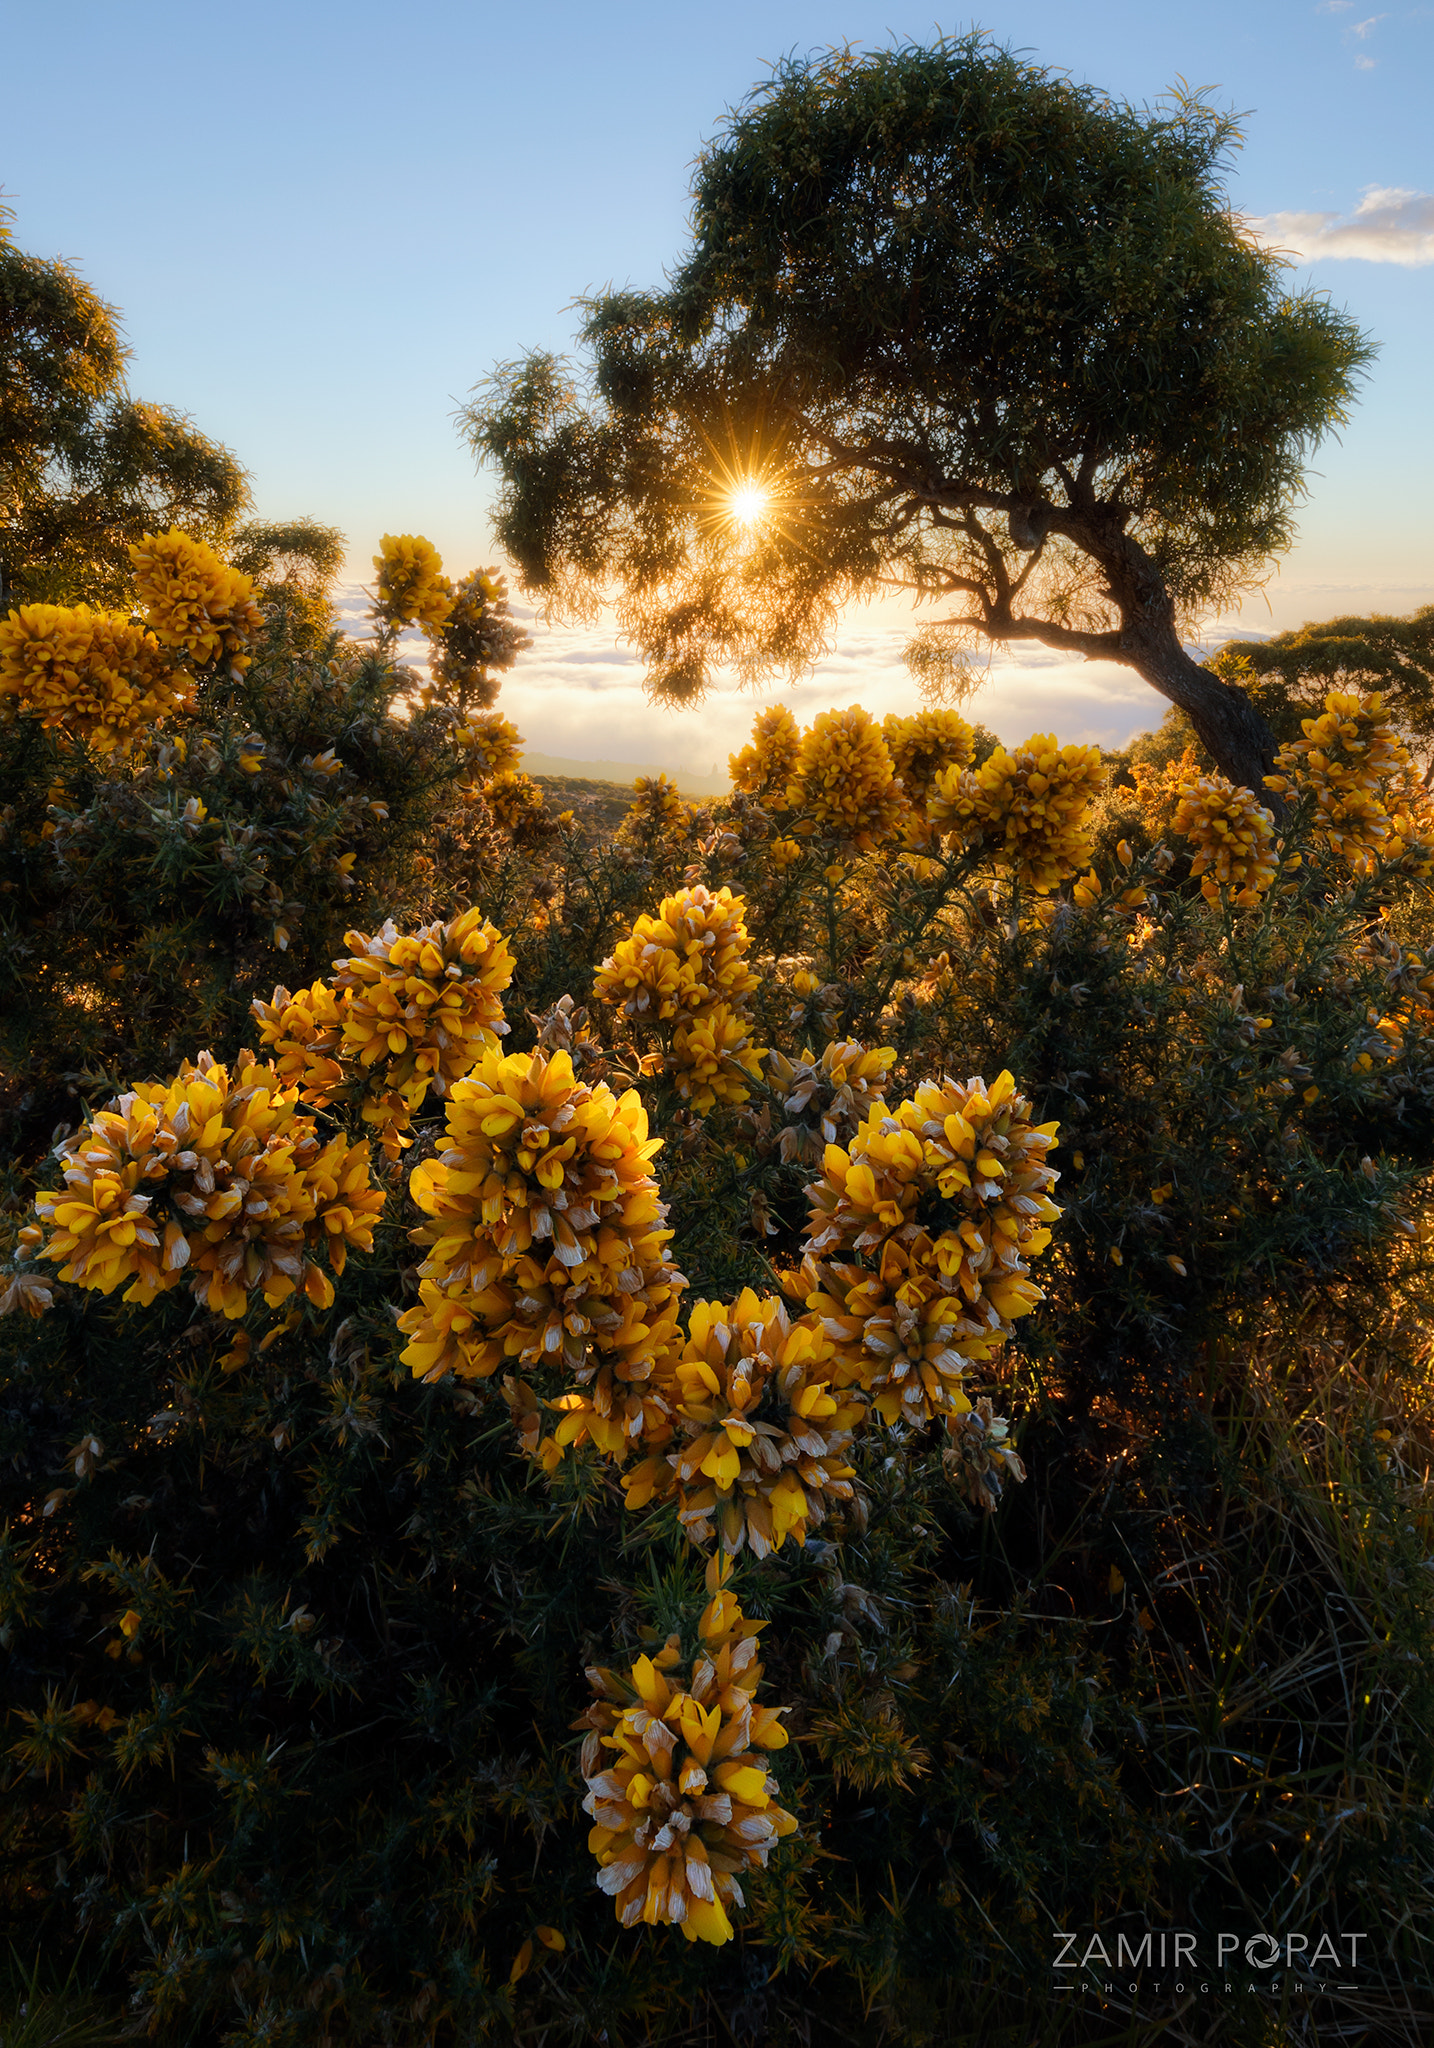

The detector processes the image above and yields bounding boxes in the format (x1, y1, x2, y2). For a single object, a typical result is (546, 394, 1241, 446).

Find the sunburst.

(727, 480, 770, 528)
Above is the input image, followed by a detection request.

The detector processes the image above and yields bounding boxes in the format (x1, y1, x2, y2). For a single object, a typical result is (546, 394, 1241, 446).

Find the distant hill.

(521, 750, 729, 797)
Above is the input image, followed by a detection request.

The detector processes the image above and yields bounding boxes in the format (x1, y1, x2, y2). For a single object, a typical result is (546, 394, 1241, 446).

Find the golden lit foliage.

(928, 735, 1105, 892)
(1172, 771, 1279, 906)
(16, 1051, 382, 1320)
(577, 1587, 797, 1943)
(371, 532, 453, 636)
(794, 1071, 1057, 1470)
(252, 906, 514, 1156)
(0, 603, 187, 751)
(129, 528, 263, 671)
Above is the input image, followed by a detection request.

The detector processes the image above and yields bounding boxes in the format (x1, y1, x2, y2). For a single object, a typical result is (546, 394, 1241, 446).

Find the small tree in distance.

(464, 33, 1372, 792)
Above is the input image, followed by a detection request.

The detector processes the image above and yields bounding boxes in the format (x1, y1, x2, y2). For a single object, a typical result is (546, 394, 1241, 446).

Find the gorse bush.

(3, 535, 1434, 2046)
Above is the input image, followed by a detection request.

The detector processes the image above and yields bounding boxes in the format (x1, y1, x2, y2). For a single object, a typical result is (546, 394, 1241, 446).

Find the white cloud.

(1247, 186, 1434, 266)
(1350, 11, 1386, 33)
(1355, 52, 1378, 65)
(331, 584, 1175, 770)
(1316, 1, 1354, 12)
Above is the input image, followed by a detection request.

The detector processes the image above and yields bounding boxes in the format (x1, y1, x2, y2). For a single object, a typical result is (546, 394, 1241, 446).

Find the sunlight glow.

(728, 481, 769, 527)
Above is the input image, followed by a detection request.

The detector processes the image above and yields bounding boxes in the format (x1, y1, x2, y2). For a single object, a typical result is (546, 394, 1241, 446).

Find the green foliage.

(1223, 608, 1434, 765)
(0, 203, 247, 611)
(463, 34, 1371, 788)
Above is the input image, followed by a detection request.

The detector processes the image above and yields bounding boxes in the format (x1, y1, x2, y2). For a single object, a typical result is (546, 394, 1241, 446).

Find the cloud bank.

(1249, 186, 1434, 266)
(334, 587, 1177, 781)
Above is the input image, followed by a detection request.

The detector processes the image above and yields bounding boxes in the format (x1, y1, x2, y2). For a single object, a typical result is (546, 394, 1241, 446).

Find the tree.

(0, 199, 248, 609)
(463, 35, 1372, 792)
(1215, 606, 1434, 771)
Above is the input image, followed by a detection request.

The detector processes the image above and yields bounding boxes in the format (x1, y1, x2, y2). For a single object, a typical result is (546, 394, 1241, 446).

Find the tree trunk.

(1097, 523, 1282, 797)
(1122, 615, 1280, 796)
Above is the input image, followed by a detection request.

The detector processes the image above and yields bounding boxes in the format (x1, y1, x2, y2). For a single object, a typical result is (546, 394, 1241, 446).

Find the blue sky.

(6, 1, 1432, 770)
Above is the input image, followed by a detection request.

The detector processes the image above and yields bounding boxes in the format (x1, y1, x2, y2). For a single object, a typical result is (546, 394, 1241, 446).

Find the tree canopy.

(1217, 606, 1434, 768)
(465, 34, 1372, 790)
(0, 200, 248, 610)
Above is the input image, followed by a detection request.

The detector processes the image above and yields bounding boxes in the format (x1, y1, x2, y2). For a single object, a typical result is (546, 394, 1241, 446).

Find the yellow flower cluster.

(371, 533, 453, 635)
(1358, 931, 1434, 1072)
(129, 529, 263, 671)
(252, 907, 514, 1156)
(1265, 690, 1434, 876)
(794, 1071, 1057, 1473)
(0, 604, 188, 752)
(577, 1588, 797, 1944)
(485, 769, 548, 837)
(766, 1038, 897, 1167)
(398, 1049, 685, 1454)
(594, 886, 766, 1113)
(617, 773, 688, 846)
(882, 709, 975, 814)
(1171, 772, 1278, 906)
(786, 706, 906, 848)
(621, 1292, 862, 1558)
(457, 710, 523, 781)
(670, 1006, 766, 1115)
(929, 736, 1105, 892)
(17, 1051, 382, 1320)
(729, 705, 801, 797)
(1130, 748, 1200, 836)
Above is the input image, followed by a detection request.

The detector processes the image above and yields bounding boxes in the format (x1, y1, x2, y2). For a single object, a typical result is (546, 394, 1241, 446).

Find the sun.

(727, 481, 769, 528)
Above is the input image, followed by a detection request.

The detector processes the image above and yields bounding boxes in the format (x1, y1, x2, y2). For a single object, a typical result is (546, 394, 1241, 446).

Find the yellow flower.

(0, 603, 188, 752)
(794, 1070, 1057, 1499)
(881, 709, 975, 815)
(765, 1039, 897, 1167)
(594, 886, 760, 1026)
(650, 1290, 862, 1558)
(24, 1051, 383, 1320)
(371, 533, 453, 635)
(398, 1048, 685, 1454)
(670, 1005, 767, 1113)
(577, 1591, 797, 1941)
(616, 773, 688, 847)
(249, 979, 347, 1103)
(484, 769, 549, 837)
(458, 711, 524, 782)
(1265, 689, 1433, 877)
(252, 907, 514, 1158)
(729, 705, 801, 797)
(942, 1397, 1027, 1511)
(426, 565, 531, 697)
(786, 705, 905, 848)
(129, 529, 263, 671)
(1171, 773, 1277, 906)
(929, 735, 1105, 893)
